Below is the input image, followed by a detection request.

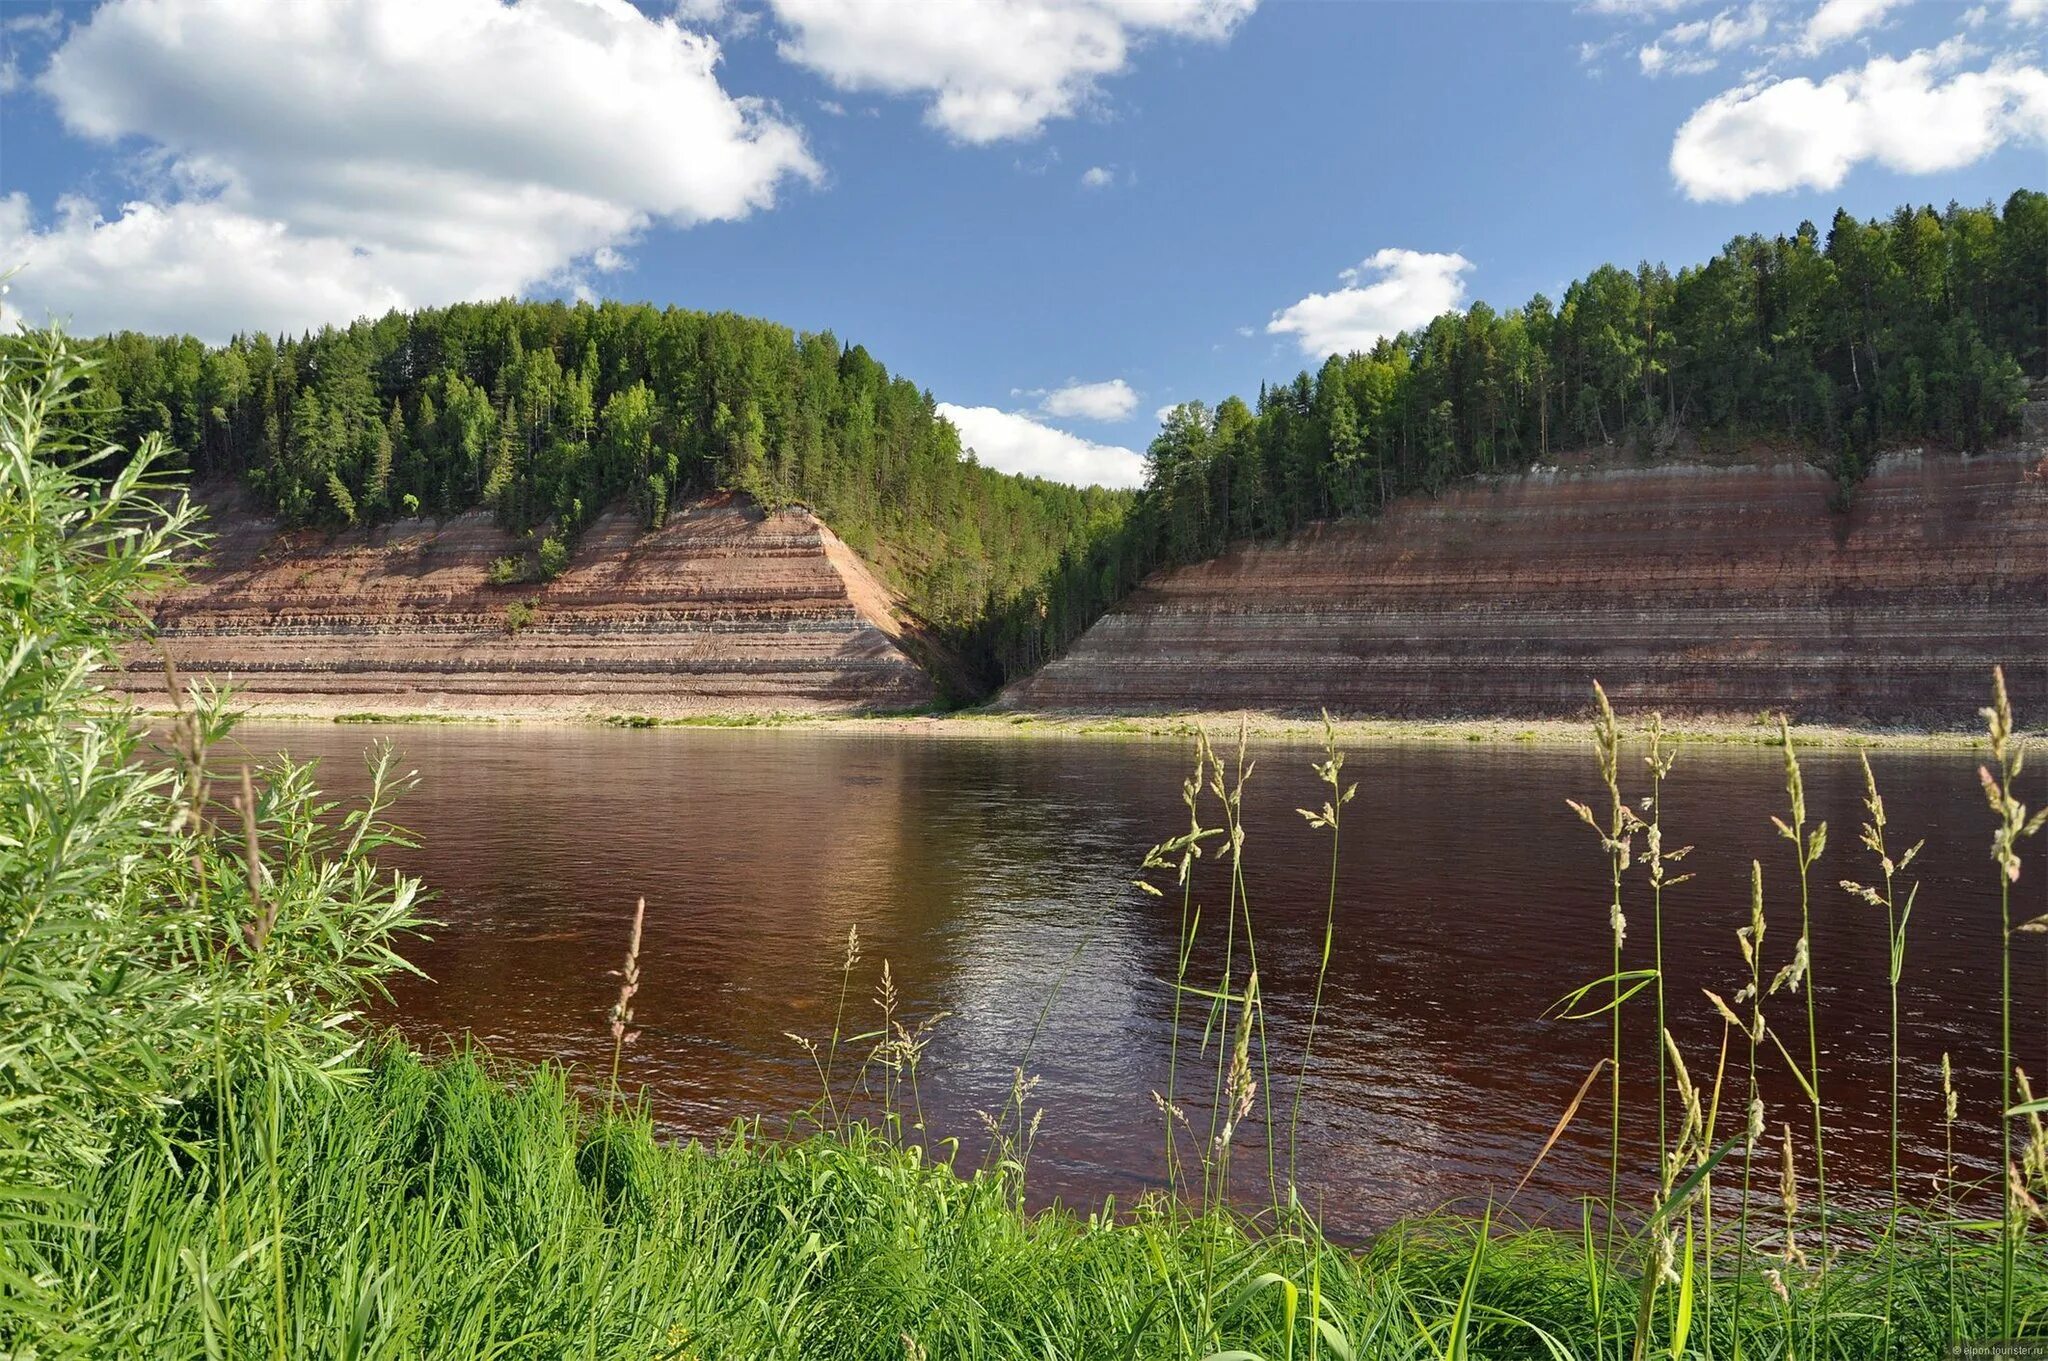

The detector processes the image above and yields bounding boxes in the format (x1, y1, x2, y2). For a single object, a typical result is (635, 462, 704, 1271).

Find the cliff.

(1002, 449, 2048, 725)
(125, 489, 939, 716)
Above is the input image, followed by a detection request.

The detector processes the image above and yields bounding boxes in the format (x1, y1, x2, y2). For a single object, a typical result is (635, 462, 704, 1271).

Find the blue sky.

(3, 0, 2044, 486)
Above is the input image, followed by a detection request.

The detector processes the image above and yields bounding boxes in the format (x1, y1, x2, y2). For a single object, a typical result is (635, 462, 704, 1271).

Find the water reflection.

(222, 722, 2046, 1236)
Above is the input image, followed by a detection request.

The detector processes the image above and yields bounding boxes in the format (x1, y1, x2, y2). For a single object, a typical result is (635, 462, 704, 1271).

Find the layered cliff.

(125, 489, 938, 716)
(1003, 449, 2048, 725)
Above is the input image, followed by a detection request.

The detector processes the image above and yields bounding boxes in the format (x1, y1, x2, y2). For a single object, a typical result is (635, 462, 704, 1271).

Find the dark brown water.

(227, 721, 2047, 1237)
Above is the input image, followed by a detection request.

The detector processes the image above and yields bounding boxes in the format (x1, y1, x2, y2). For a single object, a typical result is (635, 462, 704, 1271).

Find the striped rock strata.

(1004, 449, 2048, 725)
(126, 489, 936, 716)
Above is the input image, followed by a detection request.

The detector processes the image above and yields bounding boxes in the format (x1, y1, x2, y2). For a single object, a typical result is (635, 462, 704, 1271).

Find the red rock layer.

(126, 489, 937, 715)
(1004, 451, 2048, 724)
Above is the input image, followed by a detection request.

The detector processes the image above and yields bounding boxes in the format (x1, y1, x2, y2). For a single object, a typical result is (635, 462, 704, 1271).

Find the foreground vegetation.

(78, 192, 2045, 685)
(6, 329, 2046, 1356)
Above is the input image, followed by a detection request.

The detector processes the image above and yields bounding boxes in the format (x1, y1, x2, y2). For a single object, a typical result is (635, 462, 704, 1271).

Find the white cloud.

(3, 10, 65, 39)
(0, 193, 412, 337)
(1266, 249, 1474, 359)
(938, 402, 1146, 487)
(1041, 377, 1137, 420)
(1154, 403, 1180, 424)
(1671, 39, 2048, 201)
(671, 0, 761, 38)
(1640, 40, 1718, 76)
(1640, 4, 1769, 76)
(2, 0, 819, 340)
(1080, 164, 1116, 188)
(2011, 0, 2048, 20)
(1799, 0, 1911, 53)
(766, 0, 1257, 143)
(1668, 3, 1770, 50)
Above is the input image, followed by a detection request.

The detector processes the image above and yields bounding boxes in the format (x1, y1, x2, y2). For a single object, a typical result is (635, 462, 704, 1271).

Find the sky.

(1, 0, 2044, 489)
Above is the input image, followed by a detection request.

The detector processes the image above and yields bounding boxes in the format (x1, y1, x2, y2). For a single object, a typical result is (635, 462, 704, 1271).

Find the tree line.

(77, 298, 1131, 683)
(77, 192, 2045, 692)
(982, 192, 2046, 679)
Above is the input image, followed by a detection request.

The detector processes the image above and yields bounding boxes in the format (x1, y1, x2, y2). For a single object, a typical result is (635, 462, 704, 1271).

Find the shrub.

(538, 533, 568, 580)
(0, 329, 424, 1348)
(486, 552, 534, 585)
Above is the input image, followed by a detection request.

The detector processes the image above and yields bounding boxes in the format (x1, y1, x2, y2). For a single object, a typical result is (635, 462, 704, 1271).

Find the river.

(224, 720, 2045, 1237)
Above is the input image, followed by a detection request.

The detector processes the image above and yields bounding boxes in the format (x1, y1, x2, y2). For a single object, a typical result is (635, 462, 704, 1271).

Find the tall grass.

(6, 324, 2047, 1356)
(1840, 752, 1921, 1352)
(1981, 667, 2045, 1334)
(1773, 717, 1831, 1269)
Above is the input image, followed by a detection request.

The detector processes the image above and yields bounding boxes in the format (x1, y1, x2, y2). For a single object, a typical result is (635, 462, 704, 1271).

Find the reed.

(1563, 681, 1645, 1360)
(1772, 716, 1831, 1269)
(1288, 712, 1355, 1204)
(1979, 665, 2044, 1334)
(1840, 751, 1920, 1351)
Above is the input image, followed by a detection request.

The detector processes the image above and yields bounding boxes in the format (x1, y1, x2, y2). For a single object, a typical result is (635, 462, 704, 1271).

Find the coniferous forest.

(82, 192, 2045, 689)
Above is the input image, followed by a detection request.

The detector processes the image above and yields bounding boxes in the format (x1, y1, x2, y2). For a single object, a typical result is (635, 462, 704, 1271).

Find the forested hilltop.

(80, 300, 1131, 680)
(82, 192, 2044, 689)
(989, 192, 2047, 677)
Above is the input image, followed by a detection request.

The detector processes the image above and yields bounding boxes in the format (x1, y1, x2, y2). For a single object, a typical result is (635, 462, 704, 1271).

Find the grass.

(41, 1044, 2044, 1360)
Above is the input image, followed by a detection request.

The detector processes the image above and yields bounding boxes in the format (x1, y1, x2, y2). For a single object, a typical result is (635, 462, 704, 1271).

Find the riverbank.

(127, 691, 2022, 749)
(50, 1040, 2040, 1360)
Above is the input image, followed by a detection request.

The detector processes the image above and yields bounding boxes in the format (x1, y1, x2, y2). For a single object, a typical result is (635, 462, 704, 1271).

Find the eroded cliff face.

(126, 488, 938, 716)
(1004, 450, 2048, 724)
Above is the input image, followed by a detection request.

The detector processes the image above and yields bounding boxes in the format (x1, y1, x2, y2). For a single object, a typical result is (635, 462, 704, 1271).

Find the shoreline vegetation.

(133, 696, 2039, 750)
(14, 337, 2048, 1355)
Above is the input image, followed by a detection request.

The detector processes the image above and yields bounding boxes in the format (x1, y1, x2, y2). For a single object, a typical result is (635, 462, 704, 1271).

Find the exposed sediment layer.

(126, 489, 937, 716)
(1005, 450, 2048, 724)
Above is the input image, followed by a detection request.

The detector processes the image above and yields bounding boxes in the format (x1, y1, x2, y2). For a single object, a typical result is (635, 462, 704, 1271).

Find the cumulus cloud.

(938, 403, 1146, 487)
(1040, 377, 1137, 420)
(1799, 0, 1911, 54)
(1671, 39, 2048, 201)
(1266, 249, 1473, 359)
(1, 0, 819, 340)
(767, 0, 1257, 143)
(1080, 165, 1116, 188)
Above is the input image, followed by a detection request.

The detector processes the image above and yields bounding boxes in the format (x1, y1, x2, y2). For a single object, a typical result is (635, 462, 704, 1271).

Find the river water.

(226, 721, 2045, 1237)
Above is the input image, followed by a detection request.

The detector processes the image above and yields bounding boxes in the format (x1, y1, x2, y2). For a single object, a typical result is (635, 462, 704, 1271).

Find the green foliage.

(537, 532, 568, 580)
(35, 1045, 2042, 1359)
(986, 192, 2046, 677)
(0, 329, 425, 1348)
(80, 298, 1131, 683)
(485, 552, 535, 586)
